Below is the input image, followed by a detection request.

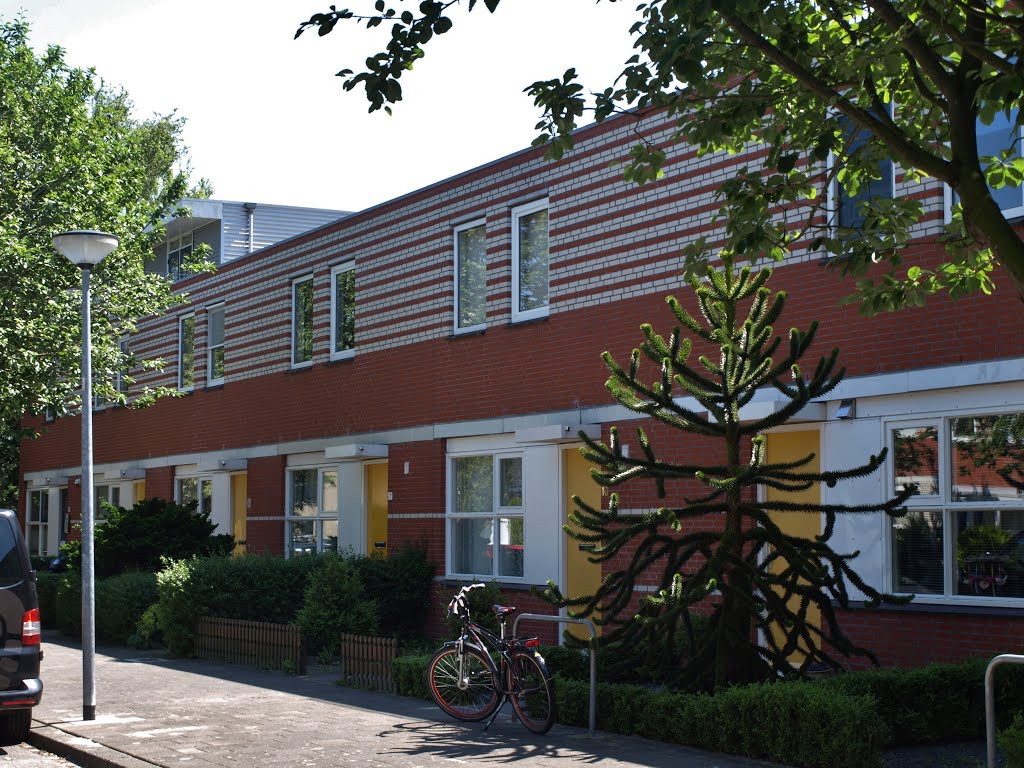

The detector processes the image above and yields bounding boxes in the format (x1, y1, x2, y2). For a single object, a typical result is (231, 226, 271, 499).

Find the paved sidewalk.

(30, 634, 781, 768)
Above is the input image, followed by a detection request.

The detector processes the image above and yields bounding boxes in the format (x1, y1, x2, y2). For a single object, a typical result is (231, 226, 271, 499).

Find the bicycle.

(427, 583, 556, 734)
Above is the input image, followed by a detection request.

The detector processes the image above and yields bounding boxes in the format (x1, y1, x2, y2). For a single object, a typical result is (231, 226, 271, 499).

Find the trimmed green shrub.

(296, 556, 378, 661)
(824, 657, 1024, 746)
(149, 554, 324, 656)
(55, 572, 80, 637)
(392, 653, 432, 700)
(557, 677, 885, 768)
(999, 710, 1024, 768)
(35, 571, 59, 630)
(60, 497, 234, 578)
(95, 571, 158, 645)
(355, 545, 434, 639)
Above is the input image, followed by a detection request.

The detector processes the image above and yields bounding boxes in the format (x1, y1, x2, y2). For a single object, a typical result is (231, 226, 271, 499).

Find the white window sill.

(329, 349, 355, 362)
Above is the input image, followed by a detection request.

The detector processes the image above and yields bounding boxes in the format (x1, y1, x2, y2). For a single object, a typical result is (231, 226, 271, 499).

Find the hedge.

(391, 652, 885, 768)
(822, 657, 1024, 746)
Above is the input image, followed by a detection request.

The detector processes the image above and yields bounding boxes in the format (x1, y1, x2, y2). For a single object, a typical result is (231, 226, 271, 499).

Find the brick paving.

(30, 634, 778, 768)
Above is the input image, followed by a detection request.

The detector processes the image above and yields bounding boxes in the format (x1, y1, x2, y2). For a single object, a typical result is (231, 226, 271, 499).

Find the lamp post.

(52, 230, 119, 722)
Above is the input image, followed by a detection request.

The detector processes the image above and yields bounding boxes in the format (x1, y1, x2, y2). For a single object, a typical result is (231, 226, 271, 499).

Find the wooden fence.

(194, 617, 307, 675)
(340, 633, 397, 693)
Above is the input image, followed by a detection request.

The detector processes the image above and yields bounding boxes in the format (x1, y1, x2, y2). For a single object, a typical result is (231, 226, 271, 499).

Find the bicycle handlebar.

(447, 583, 486, 619)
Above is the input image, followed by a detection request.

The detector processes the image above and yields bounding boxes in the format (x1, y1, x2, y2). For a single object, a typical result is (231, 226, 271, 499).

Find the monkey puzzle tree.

(544, 259, 914, 691)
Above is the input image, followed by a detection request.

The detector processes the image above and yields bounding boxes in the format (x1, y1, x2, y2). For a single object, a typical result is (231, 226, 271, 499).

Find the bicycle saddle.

(491, 604, 516, 618)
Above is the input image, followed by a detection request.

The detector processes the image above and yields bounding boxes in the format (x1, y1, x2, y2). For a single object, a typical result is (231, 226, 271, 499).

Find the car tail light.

(22, 609, 40, 646)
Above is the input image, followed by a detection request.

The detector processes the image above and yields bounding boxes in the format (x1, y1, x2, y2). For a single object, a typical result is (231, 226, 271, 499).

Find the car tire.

(0, 709, 31, 744)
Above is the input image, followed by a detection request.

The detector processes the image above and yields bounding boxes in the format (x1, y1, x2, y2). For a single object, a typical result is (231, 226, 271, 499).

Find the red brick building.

(19, 108, 1024, 666)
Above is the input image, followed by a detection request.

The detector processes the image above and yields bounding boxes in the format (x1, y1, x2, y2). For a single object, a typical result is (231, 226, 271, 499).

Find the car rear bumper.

(0, 678, 42, 709)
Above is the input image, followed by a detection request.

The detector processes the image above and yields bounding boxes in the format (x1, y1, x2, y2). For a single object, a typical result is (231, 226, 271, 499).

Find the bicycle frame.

(429, 584, 555, 734)
(452, 612, 543, 730)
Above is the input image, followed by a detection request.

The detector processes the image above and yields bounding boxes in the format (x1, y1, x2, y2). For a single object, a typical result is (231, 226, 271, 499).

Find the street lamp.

(52, 230, 119, 722)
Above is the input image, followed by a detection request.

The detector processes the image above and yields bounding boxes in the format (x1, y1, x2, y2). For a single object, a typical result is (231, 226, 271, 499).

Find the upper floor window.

(330, 263, 355, 359)
(292, 276, 314, 367)
(167, 233, 194, 281)
(207, 305, 225, 385)
(178, 314, 195, 390)
(287, 467, 339, 556)
(454, 219, 486, 332)
(889, 411, 1024, 603)
(950, 109, 1024, 222)
(114, 338, 130, 395)
(448, 452, 524, 579)
(832, 111, 895, 235)
(511, 200, 549, 322)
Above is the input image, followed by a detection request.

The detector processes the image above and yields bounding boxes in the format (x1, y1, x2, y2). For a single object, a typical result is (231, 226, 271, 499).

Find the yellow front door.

(365, 463, 388, 557)
(564, 447, 603, 640)
(764, 430, 822, 662)
(231, 473, 247, 556)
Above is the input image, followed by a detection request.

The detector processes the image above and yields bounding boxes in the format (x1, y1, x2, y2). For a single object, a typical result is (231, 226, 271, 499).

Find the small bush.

(999, 711, 1024, 768)
(34, 571, 59, 630)
(355, 545, 434, 639)
(61, 497, 234, 578)
(95, 572, 158, 645)
(55, 572, 81, 637)
(296, 556, 378, 661)
(393, 654, 432, 699)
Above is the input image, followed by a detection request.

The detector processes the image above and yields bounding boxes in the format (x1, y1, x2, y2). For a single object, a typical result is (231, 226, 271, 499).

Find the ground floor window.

(26, 490, 48, 557)
(448, 452, 524, 579)
(287, 468, 338, 556)
(890, 412, 1024, 600)
(176, 477, 213, 518)
(94, 483, 122, 524)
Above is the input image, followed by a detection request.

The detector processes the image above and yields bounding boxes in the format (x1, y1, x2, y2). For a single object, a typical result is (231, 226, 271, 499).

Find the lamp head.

(52, 230, 119, 268)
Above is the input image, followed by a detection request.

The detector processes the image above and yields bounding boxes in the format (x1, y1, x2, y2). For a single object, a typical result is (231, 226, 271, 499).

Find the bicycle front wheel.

(427, 646, 500, 722)
(509, 651, 556, 734)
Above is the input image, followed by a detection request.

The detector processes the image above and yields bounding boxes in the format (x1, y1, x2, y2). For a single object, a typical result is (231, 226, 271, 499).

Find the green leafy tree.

(297, 1, 1023, 312)
(541, 259, 913, 690)
(60, 497, 234, 578)
(0, 18, 210, 428)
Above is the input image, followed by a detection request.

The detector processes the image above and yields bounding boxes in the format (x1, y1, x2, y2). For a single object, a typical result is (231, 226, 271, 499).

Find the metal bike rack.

(986, 654, 1024, 768)
(512, 613, 598, 735)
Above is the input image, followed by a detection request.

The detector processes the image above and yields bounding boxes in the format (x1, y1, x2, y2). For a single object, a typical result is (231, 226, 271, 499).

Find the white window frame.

(944, 109, 1024, 224)
(93, 483, 123, 524)
(26, 489, 49, 557)
(884, 409, 1024, 607)
(178, 314, 196, 391)
(285, 466, 340, 557)
(175, 475, 214, 518)
(329, 262, 355, 361)
(207, 304, 226, 386)
(167, 232, 194, 282)
(291, 275, 314, 369)
(827, 106, 897, 236)
(446, 448, 525, 581)
(114, 337, 130, 395)
(510, 199, 550, 323)
(454, 218, 487, 334)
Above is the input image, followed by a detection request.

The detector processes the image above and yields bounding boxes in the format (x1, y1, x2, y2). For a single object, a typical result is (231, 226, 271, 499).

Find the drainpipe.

(242, 202, 257, 254)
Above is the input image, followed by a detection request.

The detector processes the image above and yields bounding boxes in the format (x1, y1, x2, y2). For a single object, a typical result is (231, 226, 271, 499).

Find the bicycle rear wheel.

(427, 646, 500, 722)
(509, 651, 556, 734)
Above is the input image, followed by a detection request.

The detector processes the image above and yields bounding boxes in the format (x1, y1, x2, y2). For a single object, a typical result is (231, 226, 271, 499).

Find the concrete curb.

(30, 721, 160, 768)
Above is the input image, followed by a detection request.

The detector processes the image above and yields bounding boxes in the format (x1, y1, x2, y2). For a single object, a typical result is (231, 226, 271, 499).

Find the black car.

(0, 510, 42, 742)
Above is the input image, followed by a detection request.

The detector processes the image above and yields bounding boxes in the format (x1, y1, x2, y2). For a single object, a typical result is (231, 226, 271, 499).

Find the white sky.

(1, 0, 638, 213)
